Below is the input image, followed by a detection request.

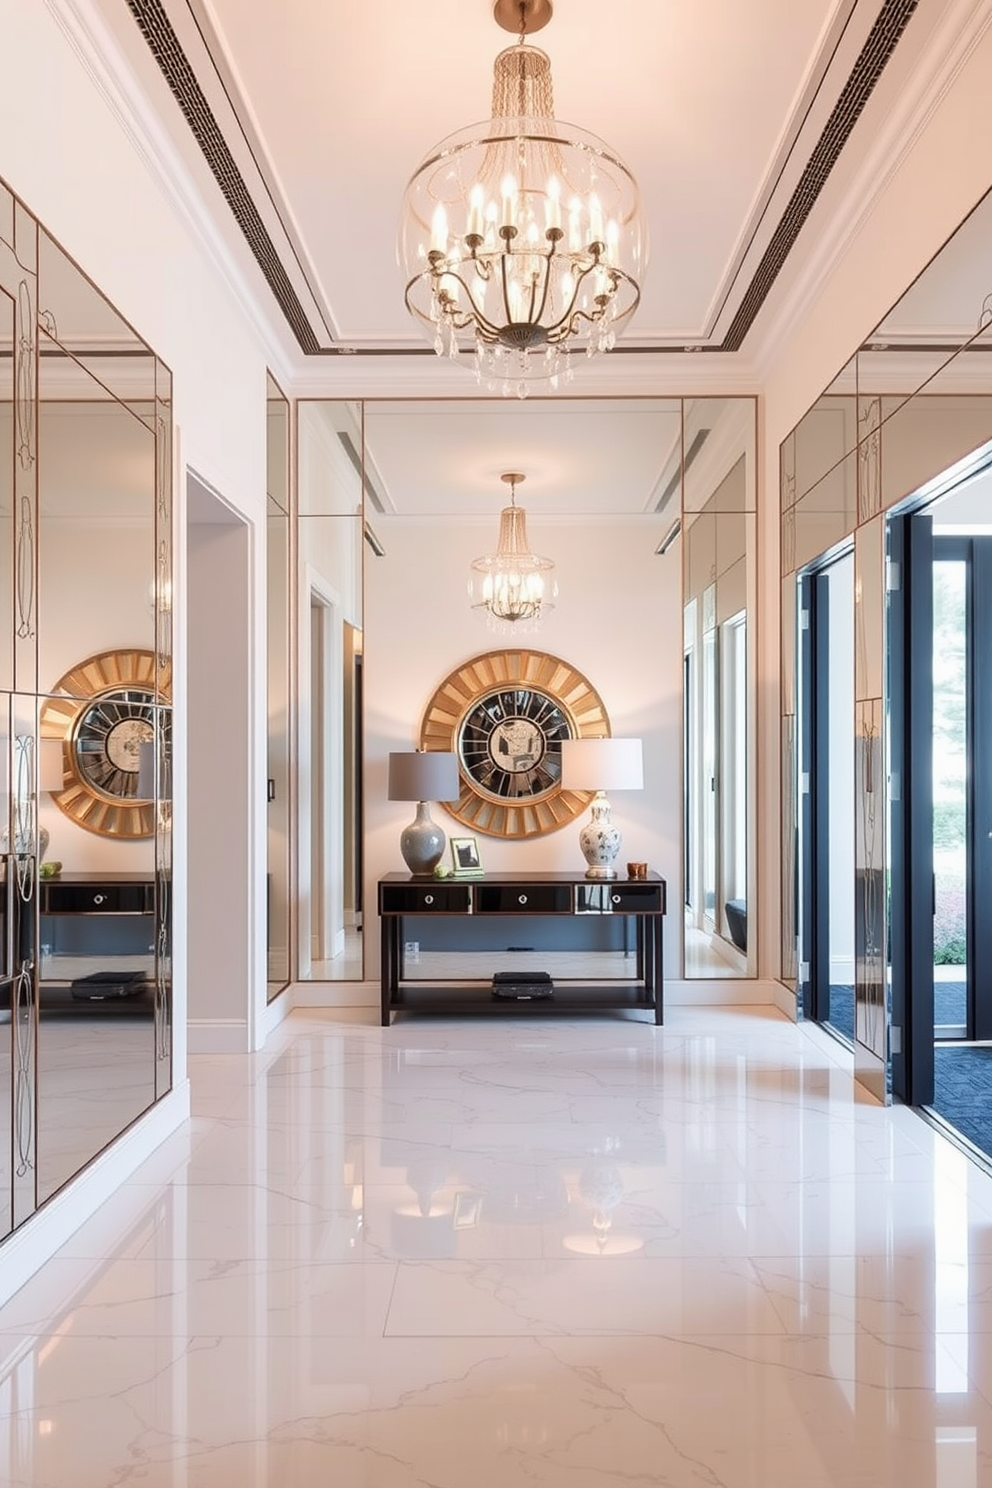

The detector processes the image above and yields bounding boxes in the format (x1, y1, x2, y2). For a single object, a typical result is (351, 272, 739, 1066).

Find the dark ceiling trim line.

(126, 0, 918, 360)
(721, 0, 919, 352)
(124, 0, 320, 354)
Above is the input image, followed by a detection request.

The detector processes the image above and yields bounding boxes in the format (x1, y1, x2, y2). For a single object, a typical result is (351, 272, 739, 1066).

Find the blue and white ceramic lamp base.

(578, 792, 622, 879)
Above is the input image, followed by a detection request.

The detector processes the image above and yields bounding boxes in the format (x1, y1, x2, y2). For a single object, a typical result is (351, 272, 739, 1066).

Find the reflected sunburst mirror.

(40, 648, 171, 839)
(420, 649, 611, 838)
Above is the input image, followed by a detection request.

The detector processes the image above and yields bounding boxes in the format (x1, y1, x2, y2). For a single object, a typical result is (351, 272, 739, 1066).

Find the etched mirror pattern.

(0, 178, 173, 1223)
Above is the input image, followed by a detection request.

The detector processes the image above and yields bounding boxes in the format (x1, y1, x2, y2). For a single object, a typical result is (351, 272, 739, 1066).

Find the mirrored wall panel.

(0, 176, 172, 1227)
(353, 396, 756, 986)
(681, 398, 757, 977)
(296, 403, 364, 982)
(266, 374, 291, 1001)
(780, 181, 992, 1100)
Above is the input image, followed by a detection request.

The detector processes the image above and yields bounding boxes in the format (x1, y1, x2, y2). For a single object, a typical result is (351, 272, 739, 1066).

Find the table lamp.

(560, 737, 643, 879)
(388, 750, 460, 875)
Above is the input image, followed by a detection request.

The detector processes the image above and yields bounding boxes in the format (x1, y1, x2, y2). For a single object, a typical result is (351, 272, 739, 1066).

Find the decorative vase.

(578, 792, 622, 879)
(400, 801, 447, 876)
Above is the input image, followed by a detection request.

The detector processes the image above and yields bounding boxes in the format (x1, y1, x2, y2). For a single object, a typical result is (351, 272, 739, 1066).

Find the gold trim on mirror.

(420, 649, 609, 839)
(40, 649, 172, 839)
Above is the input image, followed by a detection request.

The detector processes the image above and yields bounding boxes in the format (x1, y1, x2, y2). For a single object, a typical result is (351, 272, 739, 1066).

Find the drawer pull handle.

(612, 894, 621, 905)
(518, 894, 528, 905)
(424, 894, 434, 906)
(93, 893, 106, 906)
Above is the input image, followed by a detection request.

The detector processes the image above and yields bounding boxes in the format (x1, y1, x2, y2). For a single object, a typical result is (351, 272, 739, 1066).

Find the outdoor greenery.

(932, 563, 967, 966)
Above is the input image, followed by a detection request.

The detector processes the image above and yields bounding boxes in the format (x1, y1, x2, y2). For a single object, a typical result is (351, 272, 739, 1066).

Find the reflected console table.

(378, 871, 666, 1026)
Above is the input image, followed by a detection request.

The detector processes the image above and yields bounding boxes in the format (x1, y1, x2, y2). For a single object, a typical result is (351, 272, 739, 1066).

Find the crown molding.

(752, 0, 992, 379)
(42, 0, 300, 389)
(287, 349, 763, 403)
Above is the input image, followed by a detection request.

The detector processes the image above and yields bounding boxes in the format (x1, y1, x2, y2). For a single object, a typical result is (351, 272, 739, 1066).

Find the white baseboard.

(0, 1081, 190, 1308)
(665, 978, 778, 1006)
(291, 980, 379, 1008)
(187, 1018, 251, 1053)
(772, 980, 799, 1020)
(257, 986, 294, 1045)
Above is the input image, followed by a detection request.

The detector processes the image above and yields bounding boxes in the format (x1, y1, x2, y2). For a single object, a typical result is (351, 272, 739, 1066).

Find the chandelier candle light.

(469, 471, 556, 629)
(399, 0, 647, 395)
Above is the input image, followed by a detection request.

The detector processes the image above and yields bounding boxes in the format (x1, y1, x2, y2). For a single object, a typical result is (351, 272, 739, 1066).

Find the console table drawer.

(576, 883, 665, 915)
(475, 883, 571, 915)
(42, 882, 153, 915)
(379, 884, 470, 914)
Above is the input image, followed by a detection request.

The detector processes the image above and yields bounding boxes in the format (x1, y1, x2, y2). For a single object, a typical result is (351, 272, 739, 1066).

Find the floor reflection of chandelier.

(399, 0, 647, 397)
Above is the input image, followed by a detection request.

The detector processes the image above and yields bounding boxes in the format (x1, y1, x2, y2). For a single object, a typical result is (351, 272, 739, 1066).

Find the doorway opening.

(302, 583, 363, 982)
(890, 447, 992, 1162)
(798, 549, 856, 1043)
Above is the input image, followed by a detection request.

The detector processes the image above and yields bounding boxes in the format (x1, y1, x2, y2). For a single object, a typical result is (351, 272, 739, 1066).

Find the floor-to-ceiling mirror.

(295, 401, 364, 981)
(0, 180, 172, 1227)
(681, 398, 757, 977)
(266, 373, 291, 1000)
(353, 397, 756, 988)
(781, 181, 992, 1106)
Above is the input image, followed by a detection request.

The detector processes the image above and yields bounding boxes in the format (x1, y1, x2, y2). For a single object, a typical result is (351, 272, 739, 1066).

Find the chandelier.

(469, 472, 557, 628)
(399, 0, 647, 396)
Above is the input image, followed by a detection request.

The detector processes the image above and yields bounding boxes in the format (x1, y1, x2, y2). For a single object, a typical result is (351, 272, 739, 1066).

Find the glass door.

(932, 544, 968, 1039)
(799, 550, 856, 1040)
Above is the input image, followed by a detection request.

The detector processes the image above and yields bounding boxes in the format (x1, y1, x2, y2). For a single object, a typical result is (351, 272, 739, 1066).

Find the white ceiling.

(103, 0, 937, 362)
(194, 0, 848, 348)
(362, 400, 683, 518)
(80, 0, 988, 512)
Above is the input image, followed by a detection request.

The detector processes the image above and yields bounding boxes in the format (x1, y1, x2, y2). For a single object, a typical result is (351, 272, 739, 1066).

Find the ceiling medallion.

(398, 0, 647, 397)
(40, 649, 170, 839)
(469, 471, 557, 632)
(420, 648, 611, 838)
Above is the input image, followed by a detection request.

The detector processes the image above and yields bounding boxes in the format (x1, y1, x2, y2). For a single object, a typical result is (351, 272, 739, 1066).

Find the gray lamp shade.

(560, 738, 643, 792)
(388, 751, 460, 803)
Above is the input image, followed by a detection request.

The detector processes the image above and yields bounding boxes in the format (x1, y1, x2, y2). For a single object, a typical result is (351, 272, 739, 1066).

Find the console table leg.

(652, 918, 664, 1025)
(380, 917, 395, 1027)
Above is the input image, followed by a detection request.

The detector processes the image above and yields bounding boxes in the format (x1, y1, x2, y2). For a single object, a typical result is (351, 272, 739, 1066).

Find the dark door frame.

(889, 511, 934, 1106)
(932, 534, 992, 1043)
(798, 551, 855, 1030)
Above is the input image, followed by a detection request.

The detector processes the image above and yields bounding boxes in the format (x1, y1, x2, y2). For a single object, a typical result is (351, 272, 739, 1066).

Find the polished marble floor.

(2, 1005, 992, 1485)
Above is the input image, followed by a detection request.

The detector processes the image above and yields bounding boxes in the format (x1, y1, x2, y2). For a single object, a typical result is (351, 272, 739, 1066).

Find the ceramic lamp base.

(578, 792, 621, 879)
(400, 801, 446, 876)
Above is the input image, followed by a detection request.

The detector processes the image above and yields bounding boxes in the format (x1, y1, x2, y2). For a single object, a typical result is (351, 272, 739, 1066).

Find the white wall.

(365, 516, 683, 979)
(187, 502, 252, 1042)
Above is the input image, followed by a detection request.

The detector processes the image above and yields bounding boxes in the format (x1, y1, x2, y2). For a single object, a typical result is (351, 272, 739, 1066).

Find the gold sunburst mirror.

(420, 648, 611, 838)
(40, 648, 171, 839)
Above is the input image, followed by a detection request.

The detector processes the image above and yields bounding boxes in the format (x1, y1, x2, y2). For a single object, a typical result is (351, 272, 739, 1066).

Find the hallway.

(1, 1006, 991, 1486)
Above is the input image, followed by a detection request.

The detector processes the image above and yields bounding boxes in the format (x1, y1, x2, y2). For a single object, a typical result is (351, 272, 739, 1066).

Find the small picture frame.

(453, 1190, 484, 1230)
(450, 835, 483, 874)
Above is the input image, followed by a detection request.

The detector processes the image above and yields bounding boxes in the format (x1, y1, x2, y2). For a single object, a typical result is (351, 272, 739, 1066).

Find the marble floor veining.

(2, 1005, 992, 1485)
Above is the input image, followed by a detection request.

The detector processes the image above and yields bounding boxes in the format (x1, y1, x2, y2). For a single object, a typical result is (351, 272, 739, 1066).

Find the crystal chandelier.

(469, 472, 557, 628)
(399, 0, 647, 396)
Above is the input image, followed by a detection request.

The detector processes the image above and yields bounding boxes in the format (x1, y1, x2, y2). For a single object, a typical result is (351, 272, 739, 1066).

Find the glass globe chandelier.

(399, 0, 648, 396)
(469, 472, 557, 630)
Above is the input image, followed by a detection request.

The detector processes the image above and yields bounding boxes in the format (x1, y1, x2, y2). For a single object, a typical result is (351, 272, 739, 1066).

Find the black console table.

(39, 872, 156, 990)
(378, 871, 666, 1026)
